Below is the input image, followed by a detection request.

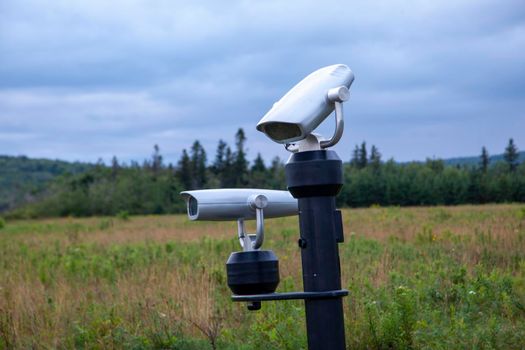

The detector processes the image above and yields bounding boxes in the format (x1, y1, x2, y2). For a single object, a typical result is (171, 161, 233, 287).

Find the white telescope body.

(256, 64, 354, 144)
(180, 189, 298, 221)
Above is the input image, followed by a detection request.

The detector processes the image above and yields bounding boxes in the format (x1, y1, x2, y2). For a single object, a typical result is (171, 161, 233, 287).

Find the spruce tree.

(198, 146, 207, 187)
(503, 138, 519, 172)
(370, 145, 381, 169)
(350, 145, 360, 167)
(212, 140, 227, 175)
(190, 141, 207, 189)
(111, 156, 120, 179)
(269, 156, 286, 189)
(480, 146, 489, 173)
(234, 128, 249, 186)
(176, 149, 192, 190)
(221, 146, 235, 187)
(152, 144, 163, 176)
(358, 141, 368, 168)
(251, 153, 266, 172)
(250, 153, 267, 187)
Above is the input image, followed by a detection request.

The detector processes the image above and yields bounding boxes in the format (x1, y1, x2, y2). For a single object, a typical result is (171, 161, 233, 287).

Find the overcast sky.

(1, 0, 524, 165)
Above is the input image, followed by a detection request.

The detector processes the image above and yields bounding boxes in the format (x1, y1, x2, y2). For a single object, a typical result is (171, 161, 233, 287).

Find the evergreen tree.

(234, 128, 249, 186)
(251, 153, 266, 172)
(480, 146, 489, 173)
(249, 153, 267, 188)
(504, 138, 519, 172)
(370, 145, 381, 169)
(198, 144, 207, 187)
(165, 164, 180, 212)
(268, 156, 286, 189)
(151, 144, 163, 176)
(212, 140, 227, 175)
(350, 145, 360, 167)
(111, 156, 120, 179)
(176, 149, 192, 190)
(358, 142, 368, 168)
(190, 141, 207, 189)
(221, 146, 235, 187)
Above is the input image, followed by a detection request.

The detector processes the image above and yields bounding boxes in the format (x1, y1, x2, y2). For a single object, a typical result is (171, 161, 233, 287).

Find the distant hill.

(0, 155, 93, 212)
(442, 151, 525, 167)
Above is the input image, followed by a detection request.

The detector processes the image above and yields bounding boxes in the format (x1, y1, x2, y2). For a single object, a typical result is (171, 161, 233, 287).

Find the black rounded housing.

(226, 250, 280, 295)
(286, 150, 343, 198)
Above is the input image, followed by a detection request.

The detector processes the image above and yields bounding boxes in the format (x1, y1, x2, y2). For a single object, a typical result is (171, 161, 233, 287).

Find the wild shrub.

(365, 285, 418, 349)
(250, 300, 306, 350)
(415, 224, 435, 244)
(116, 210, 130, 221)
(517, 206, 525, 220)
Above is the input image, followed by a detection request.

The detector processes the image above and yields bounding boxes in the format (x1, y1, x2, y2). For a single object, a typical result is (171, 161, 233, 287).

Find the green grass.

(1, 204, 524, 349)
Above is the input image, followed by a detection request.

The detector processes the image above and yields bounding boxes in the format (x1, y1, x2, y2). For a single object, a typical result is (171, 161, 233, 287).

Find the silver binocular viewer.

(181, 189, 297, 303)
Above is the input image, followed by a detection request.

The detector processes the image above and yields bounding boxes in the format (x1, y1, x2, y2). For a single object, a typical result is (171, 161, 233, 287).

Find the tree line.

(7, 131, 524, 218)
(340, 139, 524, 207)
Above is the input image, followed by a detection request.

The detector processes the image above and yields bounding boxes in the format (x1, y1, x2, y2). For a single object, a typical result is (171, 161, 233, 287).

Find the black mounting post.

(228, 149, 348, 350)
(286, 149, 346, 350)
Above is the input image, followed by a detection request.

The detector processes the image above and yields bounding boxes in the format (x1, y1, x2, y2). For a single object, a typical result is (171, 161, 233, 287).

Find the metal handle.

(320, 101, 344, 149)
(237, 195, 268, 251)
(320, 86, 348, 149)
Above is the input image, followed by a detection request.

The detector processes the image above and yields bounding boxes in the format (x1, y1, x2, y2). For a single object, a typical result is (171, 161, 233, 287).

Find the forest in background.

(1, 129, 524, 219)
(0, 156, 92, 213)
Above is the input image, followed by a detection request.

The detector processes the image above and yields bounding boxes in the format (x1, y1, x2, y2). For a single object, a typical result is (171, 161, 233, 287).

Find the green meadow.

(1, 204, 524, 349)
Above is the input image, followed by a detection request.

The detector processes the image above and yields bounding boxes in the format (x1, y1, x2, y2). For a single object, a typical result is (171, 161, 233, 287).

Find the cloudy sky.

(1, 0, 524, 165)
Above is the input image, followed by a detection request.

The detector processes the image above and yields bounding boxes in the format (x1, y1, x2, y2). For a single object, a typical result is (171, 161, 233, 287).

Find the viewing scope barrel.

(180, 188, 297, 221)
(257, 64, 354, 145)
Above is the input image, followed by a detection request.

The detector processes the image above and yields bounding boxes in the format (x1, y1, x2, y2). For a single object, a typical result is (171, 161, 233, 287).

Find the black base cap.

(226, 250, 280, 295)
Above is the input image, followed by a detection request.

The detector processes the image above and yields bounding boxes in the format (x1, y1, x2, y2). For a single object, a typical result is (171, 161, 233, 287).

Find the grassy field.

(1, 204, 524, 349)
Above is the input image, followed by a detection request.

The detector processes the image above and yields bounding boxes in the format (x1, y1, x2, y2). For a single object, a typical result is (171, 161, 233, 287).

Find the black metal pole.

(285, 149, 346, 350)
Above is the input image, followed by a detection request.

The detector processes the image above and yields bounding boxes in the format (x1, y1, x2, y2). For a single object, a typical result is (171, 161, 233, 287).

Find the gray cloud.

(0, 0, 524, 164)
